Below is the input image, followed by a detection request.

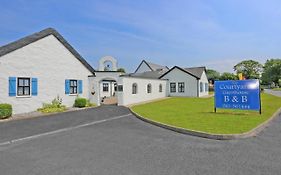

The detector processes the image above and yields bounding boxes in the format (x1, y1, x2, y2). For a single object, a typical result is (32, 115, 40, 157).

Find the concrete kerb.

(129, 107, 281, 140)
(0, 106, 99, 123)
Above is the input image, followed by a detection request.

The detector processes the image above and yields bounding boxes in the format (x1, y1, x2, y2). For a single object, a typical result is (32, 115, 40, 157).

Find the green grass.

(131, 93, 281, 134)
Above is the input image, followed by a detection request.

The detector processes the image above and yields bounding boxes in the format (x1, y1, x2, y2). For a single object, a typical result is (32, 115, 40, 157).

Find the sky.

(1, 0, 281, 73)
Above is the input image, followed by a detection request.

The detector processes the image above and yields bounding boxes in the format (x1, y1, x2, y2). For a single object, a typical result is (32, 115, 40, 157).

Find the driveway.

(0, 105, 281, 175)
(264, 89, 281, 97)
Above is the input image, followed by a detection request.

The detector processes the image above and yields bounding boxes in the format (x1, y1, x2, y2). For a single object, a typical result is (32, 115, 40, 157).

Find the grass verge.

(131, 93, 281, 134)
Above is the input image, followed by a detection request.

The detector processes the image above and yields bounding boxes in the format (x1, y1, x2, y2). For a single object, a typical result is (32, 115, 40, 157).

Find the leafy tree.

(234, 60, 263, 79)
(206, 69, 220, 84)
(261, 59, 281, 85)
(220, 72, 238, 80)
(117, 68, 126, 73)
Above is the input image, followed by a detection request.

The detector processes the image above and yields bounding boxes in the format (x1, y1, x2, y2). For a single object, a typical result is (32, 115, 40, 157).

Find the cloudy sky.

(1, 0, 281, 73)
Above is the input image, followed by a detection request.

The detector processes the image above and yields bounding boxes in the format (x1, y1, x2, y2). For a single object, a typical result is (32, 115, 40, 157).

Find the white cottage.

(0, 28, 95, 114)
(0, 28, 209, 114)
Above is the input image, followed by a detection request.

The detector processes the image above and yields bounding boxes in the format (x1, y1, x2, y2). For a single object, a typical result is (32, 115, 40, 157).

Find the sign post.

(214, 80, 261, 114)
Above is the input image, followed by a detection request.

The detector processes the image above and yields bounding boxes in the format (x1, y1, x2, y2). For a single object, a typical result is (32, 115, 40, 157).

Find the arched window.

(159, 84, 162, 92)
(132, 83, 137, 94)
(147, 84, 152, 93)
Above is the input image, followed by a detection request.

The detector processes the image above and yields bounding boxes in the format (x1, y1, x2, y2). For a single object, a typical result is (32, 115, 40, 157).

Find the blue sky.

(1, 0, 281, 73)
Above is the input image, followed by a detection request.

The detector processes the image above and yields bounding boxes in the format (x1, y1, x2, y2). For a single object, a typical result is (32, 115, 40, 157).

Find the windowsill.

(16, 95, 32, 98)
(69, 94, 78, 96)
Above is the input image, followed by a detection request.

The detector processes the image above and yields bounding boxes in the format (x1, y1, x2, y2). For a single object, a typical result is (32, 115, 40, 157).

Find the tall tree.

(261, 59, 281, 85)
(220, 72, 238, 80)
(233, 60, 263, 79)
(206, 69, 220, 84)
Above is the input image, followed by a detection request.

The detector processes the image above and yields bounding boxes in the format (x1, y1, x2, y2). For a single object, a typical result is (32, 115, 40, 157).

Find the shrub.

(0, 104, 12, 119)
(74, 97, 87, 108)
(86, 99, 96, 107)
(38, 96, 66, 113)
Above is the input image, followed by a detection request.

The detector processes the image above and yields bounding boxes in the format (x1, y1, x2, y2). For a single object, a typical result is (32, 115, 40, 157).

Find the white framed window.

(17, 77, 30, 96)
(159, 84, 162, 92)
(70, 80, 78, 94)
(170, 83, 176, 93)
(147, 84, 152, 93)
(103, 83, 109, 92)
(132, 83, 137, 94)
(178, 82, 185, 93)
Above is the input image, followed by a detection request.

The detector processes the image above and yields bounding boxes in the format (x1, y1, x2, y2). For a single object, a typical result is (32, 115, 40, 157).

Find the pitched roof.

(184, 67, 206, 78)
(159, 66, 201, 79)
(122, 69, 166, 79)
(0, 28, 95, 74)
(134, 60, 169, 73)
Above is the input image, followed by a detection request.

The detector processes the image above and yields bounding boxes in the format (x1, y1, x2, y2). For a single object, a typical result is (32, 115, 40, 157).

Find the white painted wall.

(0, 35, 93, 114)
(135, 62, 151, 73)
(198, 71, 209, 97)
(99, 81, 116, 97)
(90, 72, 122, 106)
(117, 77, 167, 106)
(160, 68, 198, 97)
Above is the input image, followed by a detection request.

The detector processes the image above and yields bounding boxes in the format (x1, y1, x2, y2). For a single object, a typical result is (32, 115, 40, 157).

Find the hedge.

(0, 104, 12, 119)
(74, 97, 87, 108)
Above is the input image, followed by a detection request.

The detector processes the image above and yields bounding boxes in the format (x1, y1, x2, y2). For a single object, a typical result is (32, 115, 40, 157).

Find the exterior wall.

(99, 81, 116, 97)
(161, 68, 198, 97)
(0, 35, 93, 114)
(117, 77, 167, 106)
(90, 72, 122, 106)
(198, 71, 209, 97)
(98, 56, 117, 71)
(135, 62, 151, 73)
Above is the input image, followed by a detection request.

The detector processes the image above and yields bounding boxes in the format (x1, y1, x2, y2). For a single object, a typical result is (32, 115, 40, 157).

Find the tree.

(117, 68, 126, 73)
(261, 59, 281, 85)
(220, 72, 238, 80)
(206, 69, 220, 84)
(233, 60, 263, 79)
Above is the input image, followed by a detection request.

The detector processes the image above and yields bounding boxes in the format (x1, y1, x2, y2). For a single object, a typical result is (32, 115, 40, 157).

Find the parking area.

(0, 105, 281, 175)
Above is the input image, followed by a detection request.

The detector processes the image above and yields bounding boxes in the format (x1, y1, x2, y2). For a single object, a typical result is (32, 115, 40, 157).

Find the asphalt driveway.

(0, 105, 281, 175)
(264, 89, 281, 97)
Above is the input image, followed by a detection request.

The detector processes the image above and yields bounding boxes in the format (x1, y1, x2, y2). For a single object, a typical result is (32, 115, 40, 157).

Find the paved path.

(264, 89, 281, 97)
(0, 105, 281, 174)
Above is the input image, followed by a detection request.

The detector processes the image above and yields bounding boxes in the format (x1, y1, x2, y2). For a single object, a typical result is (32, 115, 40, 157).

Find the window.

(200, 82, 203, 92)
(205, 83, 208, 92)
(117, 85, 123, 92)
(70, 80, 78, 94)
(147, 84, 152, 93)
(17, 78, 30, 96)
(132, 83, 137, 94)
(159, 84, 162, 92)
(103, 83, 109, 92)
(170, 83, 176, 93)
(178, 82, 185, 93)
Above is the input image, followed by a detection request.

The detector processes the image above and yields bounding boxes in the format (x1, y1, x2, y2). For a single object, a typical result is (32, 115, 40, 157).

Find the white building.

(0, 28, 209, 114)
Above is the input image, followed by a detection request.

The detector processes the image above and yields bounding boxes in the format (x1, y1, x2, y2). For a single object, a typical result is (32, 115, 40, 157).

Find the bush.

(86, 99, 96, 107)
(38, 96, 66, 113)
(74, 97, 87, 108)
(0, 104, 12, 119)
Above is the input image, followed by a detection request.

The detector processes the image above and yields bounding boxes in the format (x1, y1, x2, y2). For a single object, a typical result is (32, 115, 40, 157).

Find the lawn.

(131, 93, 281, 134)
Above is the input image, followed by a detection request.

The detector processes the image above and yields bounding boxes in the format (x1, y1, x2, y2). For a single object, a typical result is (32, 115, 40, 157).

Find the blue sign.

(214, 80, 261, 111)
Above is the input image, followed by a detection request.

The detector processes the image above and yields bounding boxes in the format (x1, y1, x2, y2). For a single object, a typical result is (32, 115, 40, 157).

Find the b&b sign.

(214, 80, 261, 113)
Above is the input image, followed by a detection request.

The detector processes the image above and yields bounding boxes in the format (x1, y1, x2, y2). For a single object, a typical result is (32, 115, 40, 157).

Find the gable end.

(0, 28, 95, 74)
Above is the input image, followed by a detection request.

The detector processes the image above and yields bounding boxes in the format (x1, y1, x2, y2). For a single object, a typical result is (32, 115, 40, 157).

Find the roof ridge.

(0, 28, 95, 73)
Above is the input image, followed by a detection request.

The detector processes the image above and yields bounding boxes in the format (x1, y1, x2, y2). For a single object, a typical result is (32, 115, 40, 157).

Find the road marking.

(0, 113, 132, 147)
